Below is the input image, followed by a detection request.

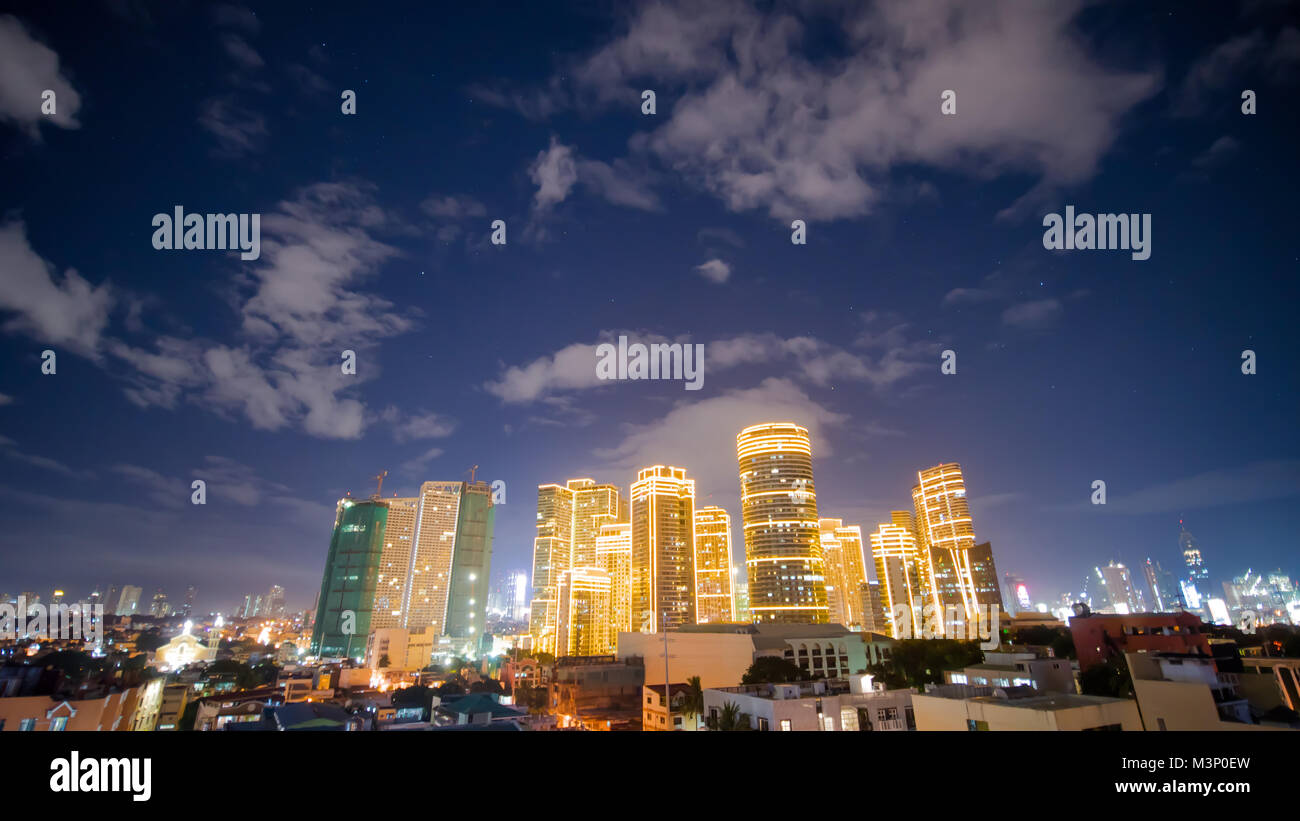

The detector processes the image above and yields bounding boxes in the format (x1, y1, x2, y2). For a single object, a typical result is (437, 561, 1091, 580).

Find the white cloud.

(0, 15, 82, 137)
(382, 407, 458, 442)
(198, 95, 268, 155)
(400, 446, 445, 475)
(82, 181, 428, 440)
(485, 324, 938, 406)
(0, 220, 113, 355)
(529, 136, 579, 211)
(484, 340, 609, 404)
(590, 377, 847, 501)
(695, 258, 731, 283)
(486, 1, 1162, 222)
(0, 436, 94, 480)
(221, 34, 264, 70)
(1001, 298, 1062, 330)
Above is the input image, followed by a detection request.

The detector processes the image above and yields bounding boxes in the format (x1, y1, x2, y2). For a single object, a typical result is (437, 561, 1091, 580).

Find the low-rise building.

(643, 683, 700, 731)
(0, 683, 160, 732)
(911, 684, 1142, 731)
(703, 675, 914, 731)
(944, 652, 1076, 693)
(1069, 611, 1209, 671)
(1238, 656, 1300, 713)
(550, 655, 644, 730)
(618, 623, 890, 688)
(1126, 651, 1296, 730)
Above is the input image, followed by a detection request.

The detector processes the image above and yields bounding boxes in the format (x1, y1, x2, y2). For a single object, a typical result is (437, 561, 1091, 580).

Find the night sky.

(1, 1, 1297, 614)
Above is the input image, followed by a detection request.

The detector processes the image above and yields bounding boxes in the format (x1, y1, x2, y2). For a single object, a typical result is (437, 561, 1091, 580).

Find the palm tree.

(707, 700, 751, 731)
(679, 676, 704, 729)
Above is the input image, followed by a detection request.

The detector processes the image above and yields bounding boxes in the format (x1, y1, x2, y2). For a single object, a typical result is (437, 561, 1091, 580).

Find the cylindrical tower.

(736, 422, 828, 624)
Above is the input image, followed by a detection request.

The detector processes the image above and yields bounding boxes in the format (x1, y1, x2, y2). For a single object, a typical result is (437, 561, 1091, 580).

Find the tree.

(392, 685, 435, 720)
(1079, 657, 1133, 698)
(742, 656, 806, 685)
(706, 701, 751, 731)
(678, 676, 704, 728)
(1050, 630, 1076, 660)
(470, 677, 505, 695)
(874, 639, 984, 690)
(205, 659, 258, 690)
(514, 684, 549, 714)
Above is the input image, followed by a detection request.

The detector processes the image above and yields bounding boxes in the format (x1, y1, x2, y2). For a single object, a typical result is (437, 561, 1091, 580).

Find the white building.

(702, 675, 913, 731)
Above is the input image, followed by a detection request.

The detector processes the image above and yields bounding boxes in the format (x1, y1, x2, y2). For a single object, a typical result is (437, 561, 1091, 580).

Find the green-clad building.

(444, 481, 496, 650)
(311, 498, 388, 659)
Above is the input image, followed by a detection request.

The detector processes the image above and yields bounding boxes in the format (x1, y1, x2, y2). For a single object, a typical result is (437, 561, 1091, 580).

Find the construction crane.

(465, 464, 479, 484)
(372, 470, 388, 497)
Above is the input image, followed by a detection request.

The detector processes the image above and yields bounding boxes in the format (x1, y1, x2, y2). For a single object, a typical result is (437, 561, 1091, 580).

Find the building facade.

(736, 423, 828, 624)
(694, 506, 737, 624)
(819, 518, 868, 630)
(630, 466, 697, 632)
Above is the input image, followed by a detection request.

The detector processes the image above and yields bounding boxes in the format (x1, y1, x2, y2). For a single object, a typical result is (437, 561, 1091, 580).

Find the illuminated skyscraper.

(115, 585, 142, 617)
(528, 483, 575, 654)
(597, 521, 633, 637)
(556, 567, 613, 656)
(869, 516, 923, 638)
(313, 481, 494, 660)
(529, 479, 626, 654)
(1179, 521, 1210, 615)
(1098, 561, 1142, 614)
(264, 584, 286, 619)
(631, 466, 697, 631)
(968, 542, 1004, 612)
(444, 480, 496, 645)
(570, 479, 626, 568)
(859, 581, 887, 634)
(819, 518, 868, 629)
(312, 498, 387, 658)
(693, 507, 737, 624)
(912, 463, 979, 627)
(736, 423, 828, 624)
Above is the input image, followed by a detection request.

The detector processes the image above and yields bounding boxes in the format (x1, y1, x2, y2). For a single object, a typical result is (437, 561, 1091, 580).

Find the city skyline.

(1, 1, 1297, 617)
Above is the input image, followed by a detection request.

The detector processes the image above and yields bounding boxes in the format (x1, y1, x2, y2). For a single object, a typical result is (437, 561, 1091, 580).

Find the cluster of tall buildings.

(527, 421, 1005, 655)
(866, 463, 1003, 637)
(239, 585, 286, 620)
(310, 480, 495, 660)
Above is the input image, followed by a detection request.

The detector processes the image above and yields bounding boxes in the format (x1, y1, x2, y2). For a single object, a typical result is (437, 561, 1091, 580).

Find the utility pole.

(662, 609, 671, 728)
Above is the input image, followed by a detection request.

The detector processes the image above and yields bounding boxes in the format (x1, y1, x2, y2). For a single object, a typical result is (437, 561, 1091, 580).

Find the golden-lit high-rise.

(736, 423, 829, 624)
(530, 479, 628, 655)
(693, 507, 737, 624)
(912, 463, 979, 627)
(569, 479, 625, 568)
(818, 518, 868, 629)
(528, 483, 575, 654)
(630, 466, 697, 632)
(372, 497, 417, 630)
(870, 512, 924, 638)
(556, 567, 613, 656)
(597, 521, 633, 638)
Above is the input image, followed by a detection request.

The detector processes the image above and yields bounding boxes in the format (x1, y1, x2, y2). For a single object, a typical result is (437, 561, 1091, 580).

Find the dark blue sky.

(1, 0, 1297, 614)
